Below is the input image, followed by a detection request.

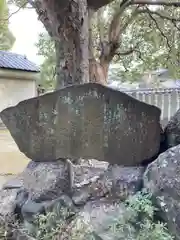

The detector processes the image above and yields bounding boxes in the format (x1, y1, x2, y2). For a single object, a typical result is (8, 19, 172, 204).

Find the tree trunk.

(34, 0, 89, 89)
(88, 8, 108, 85)
(89, 59, 109, 84)
(55, 0, 89, 89)
(32, 0, 109, 88)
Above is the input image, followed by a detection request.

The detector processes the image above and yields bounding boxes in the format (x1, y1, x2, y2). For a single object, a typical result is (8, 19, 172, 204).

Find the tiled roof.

(0, 51, 40, 72)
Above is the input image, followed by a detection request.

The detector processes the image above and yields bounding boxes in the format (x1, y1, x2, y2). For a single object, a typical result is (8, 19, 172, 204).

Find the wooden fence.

(124, 88, 180, 127)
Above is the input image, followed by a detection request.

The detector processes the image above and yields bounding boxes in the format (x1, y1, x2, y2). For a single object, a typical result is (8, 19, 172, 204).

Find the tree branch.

(130, 1, 180, 7)
(97, 8, 105, 47)
(114, 42, 144, 63)
(0, 2, 27, 22)
(146, 8, 180, 31)
(104, 0, 180, 64)
(146, 9, 172, 61)
(100, 7, 144, 64)
(98, 1, 136, 64)
(108, 0, 133, 43)
(148, 10, 180, 22)
(27, 0, 54, 37)
(119, 7, 141, 34)
(116, 42, 140, 56)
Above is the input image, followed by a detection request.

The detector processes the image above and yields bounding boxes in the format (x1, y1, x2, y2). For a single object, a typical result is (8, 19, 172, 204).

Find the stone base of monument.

(1, 83, 180, 239)
(0, 159, 145, 238)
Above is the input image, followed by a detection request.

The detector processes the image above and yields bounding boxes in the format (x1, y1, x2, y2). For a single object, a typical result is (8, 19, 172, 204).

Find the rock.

(12, 229, 36, 240)
(72, 165, 144, 205)
(3, 179, 23, 190)
(21, 200, 45, 223)
(69, 198, 146, 240)
(0, 83, 161, 166)
(79, 199, 126, 239)
(159, 126, 168, 154)
(3, 160, 71, 201)
(164, 109, 180, 148)
(74, 164, 108, 186)
(144, 144, 180, 240)
(21, 195, 77, 238)
(0, 189, 18, 217)
(55, 198, 126, 240)
(106, 165, 144, 199)
(1, 161, 78, 224)
(21, 194, 75, 223)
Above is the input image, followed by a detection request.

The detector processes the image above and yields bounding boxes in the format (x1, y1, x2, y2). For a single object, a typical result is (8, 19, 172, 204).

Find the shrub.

(29, 191, 174, 240)
(103, 191, 174, 240)
(0, 191, 174, 240)
(26, 203, 93, 240)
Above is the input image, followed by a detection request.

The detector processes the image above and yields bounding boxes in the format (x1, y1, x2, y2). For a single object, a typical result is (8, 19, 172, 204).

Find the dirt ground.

(0, 129, 29, 175)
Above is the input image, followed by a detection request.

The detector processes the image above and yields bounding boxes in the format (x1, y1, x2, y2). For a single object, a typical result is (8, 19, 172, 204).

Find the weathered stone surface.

(0, 189, 18, 217)
(78, 199, 126, 239)
(12, 229, 35, 240)
(72, 165, 144, 205)
(159, 125, 168, 154)
(71, 198, 150, 240)
(47, 198, 127, 240)
(0, 83, 161, 166)
(164, 108, 180, 148)
(21, 194, 75, 224)
(144, 144, 180, 240)
(74, 164, 108, 187)
(3, 161, 71, 201)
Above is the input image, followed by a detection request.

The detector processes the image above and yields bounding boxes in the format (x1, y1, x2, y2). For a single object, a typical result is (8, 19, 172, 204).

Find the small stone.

(3, 178, 23, 190)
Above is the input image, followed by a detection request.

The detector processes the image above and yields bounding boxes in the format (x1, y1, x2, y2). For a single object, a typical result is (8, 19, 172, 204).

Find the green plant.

(102, 191, 174, 240)
(20, 191, 174, 240)
(25, 202, 93, 240)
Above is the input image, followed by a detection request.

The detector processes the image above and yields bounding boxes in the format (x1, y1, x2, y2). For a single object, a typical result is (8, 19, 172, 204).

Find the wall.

(125, 89, 180, 127)
(0, 78, 37, 112)
(0, 68, 38, 114)
(0, 69, 39, 176)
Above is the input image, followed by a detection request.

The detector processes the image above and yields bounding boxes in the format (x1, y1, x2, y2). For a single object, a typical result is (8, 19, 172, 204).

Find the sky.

(9, 4, 45, 66)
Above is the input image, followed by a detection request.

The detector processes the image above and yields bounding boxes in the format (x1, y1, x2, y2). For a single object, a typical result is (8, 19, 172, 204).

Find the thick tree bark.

(32, 0, 89, 89)
(54, 0, 89, 89)
(88, 8, 108, 85)
(55, 3, 108, 88)
(54, 40, 68, 88)
(89, 59, 109, 84)
(30, 0, 110, 88)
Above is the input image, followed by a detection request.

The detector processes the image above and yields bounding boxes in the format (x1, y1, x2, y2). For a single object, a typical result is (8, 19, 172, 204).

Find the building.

(0, 51, 40, 127)
(0, 51, 40, 111)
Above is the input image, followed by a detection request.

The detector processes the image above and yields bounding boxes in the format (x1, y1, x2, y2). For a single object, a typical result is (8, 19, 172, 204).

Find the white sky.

(8, 5, 45, 66)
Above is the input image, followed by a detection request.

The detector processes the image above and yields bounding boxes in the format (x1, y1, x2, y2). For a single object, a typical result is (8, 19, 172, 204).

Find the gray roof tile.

(0, 51, 40, 72)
